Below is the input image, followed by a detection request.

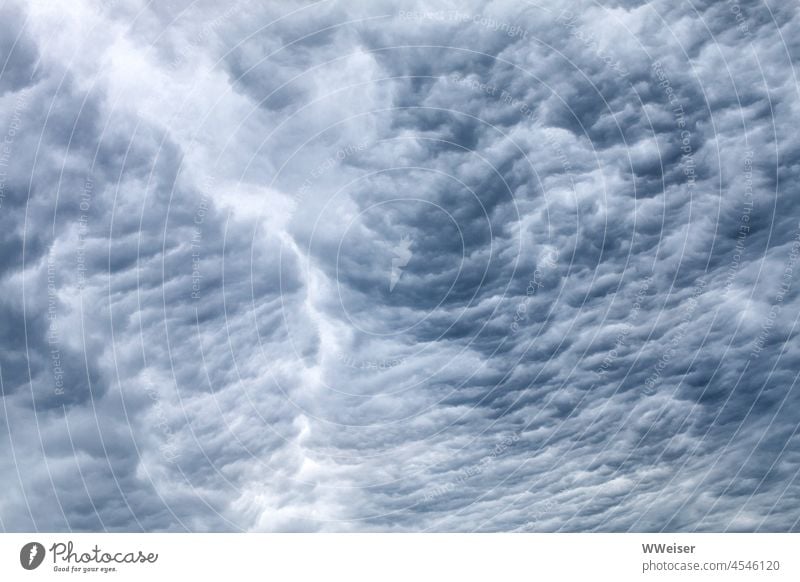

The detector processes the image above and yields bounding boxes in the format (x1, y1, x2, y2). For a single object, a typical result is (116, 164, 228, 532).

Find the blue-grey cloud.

(0, 0, 799, 533)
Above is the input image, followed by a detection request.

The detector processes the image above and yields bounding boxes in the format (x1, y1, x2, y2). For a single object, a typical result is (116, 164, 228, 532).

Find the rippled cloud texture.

(1, 0, 799, 532)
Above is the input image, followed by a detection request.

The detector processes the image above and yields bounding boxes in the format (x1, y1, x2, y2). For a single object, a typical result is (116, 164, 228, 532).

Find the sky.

(0, 0, 799, 532)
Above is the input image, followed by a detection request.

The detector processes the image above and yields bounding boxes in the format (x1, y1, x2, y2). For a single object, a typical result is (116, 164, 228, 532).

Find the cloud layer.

(0, 0, 799, 532)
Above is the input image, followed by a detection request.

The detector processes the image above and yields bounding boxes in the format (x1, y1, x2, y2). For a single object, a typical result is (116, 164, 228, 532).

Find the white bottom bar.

(1, 533, 797, 581)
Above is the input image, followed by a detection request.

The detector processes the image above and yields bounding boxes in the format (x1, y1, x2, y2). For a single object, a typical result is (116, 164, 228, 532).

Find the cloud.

(0, 0, 799, 532)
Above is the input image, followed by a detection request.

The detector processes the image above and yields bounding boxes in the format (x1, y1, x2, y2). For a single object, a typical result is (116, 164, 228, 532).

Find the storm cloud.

(0, 0, 799, 532)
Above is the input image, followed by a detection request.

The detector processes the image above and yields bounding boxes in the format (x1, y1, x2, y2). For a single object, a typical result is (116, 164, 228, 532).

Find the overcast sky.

(1, 0, 799, 532)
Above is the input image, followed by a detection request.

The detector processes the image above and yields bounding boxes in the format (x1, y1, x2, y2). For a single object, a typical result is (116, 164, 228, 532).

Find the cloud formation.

(0, 0, 799, 532)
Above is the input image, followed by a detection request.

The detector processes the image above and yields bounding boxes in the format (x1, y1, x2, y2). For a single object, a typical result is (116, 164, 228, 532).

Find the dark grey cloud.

(0, 0, 799, 533)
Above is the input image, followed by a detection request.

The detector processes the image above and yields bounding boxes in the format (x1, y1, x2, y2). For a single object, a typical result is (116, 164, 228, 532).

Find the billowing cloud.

(0, 0, 799, 532)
